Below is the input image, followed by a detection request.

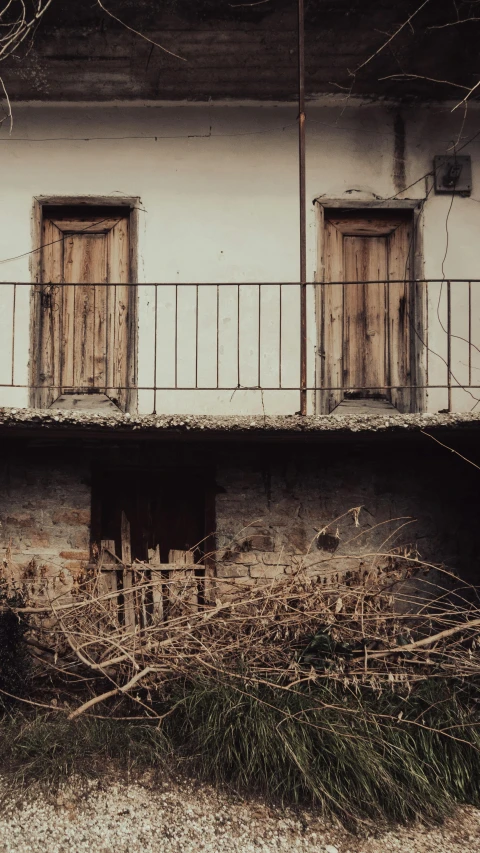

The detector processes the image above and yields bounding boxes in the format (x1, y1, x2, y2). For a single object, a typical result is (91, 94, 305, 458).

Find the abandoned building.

(0, 0, 479, 611)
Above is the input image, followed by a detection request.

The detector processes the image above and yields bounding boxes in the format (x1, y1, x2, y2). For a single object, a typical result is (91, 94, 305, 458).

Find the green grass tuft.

(1, 678, 479, 828)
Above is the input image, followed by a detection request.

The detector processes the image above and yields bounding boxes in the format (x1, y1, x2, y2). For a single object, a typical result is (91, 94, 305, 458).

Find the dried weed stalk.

(4, 543, 480, 719)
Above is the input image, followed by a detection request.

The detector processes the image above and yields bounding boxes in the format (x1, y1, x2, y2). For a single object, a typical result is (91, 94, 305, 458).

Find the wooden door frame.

(30, 196, 140, 412)
(314, 199, 426, 414)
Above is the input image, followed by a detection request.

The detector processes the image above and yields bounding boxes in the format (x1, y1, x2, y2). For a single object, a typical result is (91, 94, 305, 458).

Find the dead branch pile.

(7, 547, 480, 719)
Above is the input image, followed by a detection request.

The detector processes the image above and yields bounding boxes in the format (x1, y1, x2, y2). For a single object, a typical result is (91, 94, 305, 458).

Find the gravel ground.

(0, 777, 479, 853)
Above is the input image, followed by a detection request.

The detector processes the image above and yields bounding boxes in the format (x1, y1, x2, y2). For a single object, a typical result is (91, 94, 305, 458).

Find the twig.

(365, 619, 480, 659)
(420, 430, 480, 472)
(95, 1, 187, 62)
(352, 0, 431, 75)
(68, 666, 160, 719)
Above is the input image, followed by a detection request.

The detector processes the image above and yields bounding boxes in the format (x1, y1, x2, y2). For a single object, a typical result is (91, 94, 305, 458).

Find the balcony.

(0, 280, 479, 417)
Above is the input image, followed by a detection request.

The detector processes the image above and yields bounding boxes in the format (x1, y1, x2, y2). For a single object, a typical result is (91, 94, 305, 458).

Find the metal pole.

(447, 279, 452, 412)
(298, 0, 307, 415)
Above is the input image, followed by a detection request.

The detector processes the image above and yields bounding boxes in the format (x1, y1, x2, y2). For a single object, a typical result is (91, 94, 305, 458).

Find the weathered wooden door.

(320, 210, 413, 413)
(33, 207, 135, 411)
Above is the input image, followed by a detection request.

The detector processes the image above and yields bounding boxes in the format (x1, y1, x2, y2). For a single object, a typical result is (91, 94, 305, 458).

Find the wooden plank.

(64, 233, 106, 391)
(101, 538, 116, 562)
(61, 234, 76, 390)
(168, 549, 195, 565)
(50, 217, 123, 233)
(51, 393, 119, 410)
(343, 235, 388, 397)
(121, 511, 135, 632)
(148, 546, 164, 623)
(94, 282, 108, 390)
(121, 511, 132, 565)
(333, 398, 398, 414)
(328, 216, 405, 237)
(168, 549, 198, 612)
(322, 220, 344, 413)
(107, 217, 131, 410)
(100, 538, 118, 592)
(98, 539, 119, 626)
(387, 220, 412, 412)
(38, 218, 64, 408)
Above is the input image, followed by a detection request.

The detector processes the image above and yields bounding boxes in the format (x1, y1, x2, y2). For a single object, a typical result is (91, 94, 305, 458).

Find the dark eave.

(1, 0, 478, 102)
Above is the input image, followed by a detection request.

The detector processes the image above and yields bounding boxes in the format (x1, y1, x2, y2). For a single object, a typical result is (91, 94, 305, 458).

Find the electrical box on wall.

(434, 155, 472, 195)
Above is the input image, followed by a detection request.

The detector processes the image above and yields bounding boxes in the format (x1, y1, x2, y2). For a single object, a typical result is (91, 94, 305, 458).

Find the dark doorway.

(91, 468, 210, 564)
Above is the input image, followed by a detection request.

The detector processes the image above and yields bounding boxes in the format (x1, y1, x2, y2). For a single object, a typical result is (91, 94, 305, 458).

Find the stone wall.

(214, 443, 479, 592)
(0, 450, 91, 604)
(0, 438, 478, 604)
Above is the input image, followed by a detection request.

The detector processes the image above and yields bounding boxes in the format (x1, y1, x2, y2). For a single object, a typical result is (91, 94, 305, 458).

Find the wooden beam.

(121, 511, 135, 632)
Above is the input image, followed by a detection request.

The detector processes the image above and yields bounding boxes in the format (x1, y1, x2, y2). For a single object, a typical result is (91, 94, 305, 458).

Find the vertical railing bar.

(195, 284, 199, 389)
(425, 279, 429, 394)
(341, 281, 346, 404)
(385, 276, 389, 398)
(105, 282, 109, 398)
(11, 282, 16, 387)
(113, 283, 117, 399)
(175, 284, 178, 390)
(279, 284, 282, 390)
(469, 280, 472, 387)
(93, 282, 96, 390)
(154, 284, 158, 414)
(73, 279, 77, 393)
(258, 283, 261, 389)
(447, 279, 452, 412)
(56, 282, 61, 403)
(216, 284, 220, 390)
(237, 284, 240, 390)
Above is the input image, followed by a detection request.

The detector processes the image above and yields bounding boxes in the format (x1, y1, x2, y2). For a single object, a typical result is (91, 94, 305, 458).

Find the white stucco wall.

(0, 99, 479, 414)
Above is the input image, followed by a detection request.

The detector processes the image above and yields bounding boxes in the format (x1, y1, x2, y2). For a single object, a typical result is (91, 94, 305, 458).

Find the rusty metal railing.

(0, 280, 478, 415)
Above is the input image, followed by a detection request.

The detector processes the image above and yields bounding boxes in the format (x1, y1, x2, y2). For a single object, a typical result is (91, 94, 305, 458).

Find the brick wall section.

(0, 440, 478, 604)
(0, 454, 90, 603)
(214, 446, 479, 592)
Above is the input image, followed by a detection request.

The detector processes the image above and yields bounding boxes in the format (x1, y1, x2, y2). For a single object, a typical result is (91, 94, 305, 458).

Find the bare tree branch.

(379, 73, 470, 91)
(95, 0, 187, 62)
(428, 17, 480, 29)
(352, 0, 432, 75)
(420, 430, 480, 472)
(0, 75, 12, 132)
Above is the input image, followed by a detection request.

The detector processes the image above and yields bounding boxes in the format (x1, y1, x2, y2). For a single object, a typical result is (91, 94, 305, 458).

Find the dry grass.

(1, 542, 480, 826)
(9, 548, 480, 717)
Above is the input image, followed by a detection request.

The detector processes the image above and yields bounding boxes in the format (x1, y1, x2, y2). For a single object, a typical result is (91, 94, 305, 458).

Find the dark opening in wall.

(90, 465, 216, 622)
(91, 467, 213, 564)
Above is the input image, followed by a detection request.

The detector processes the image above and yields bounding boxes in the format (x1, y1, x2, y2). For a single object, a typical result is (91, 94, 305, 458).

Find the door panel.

(33, 207, 135, 411)
(343, 235, 388, 397)
(63, 233, 106, 390)
(320, 210, 413, 413)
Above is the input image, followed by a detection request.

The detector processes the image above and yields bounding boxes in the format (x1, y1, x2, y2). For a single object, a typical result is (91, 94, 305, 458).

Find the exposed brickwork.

(0, 454, 91, 602)
(214, 445, 479, 588)
(0, 439, 478, 605)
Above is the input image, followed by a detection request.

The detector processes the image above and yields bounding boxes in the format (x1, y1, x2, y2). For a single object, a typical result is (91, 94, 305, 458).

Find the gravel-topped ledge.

(0, 778, 479, 853)
(0, 407, 480, 439)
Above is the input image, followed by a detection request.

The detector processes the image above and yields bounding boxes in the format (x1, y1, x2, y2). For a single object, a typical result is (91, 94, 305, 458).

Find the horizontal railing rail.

(0, 280, 478, 415)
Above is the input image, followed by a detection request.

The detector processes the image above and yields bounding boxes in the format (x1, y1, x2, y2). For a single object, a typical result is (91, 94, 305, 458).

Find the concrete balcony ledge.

(1, 406, 480, 442)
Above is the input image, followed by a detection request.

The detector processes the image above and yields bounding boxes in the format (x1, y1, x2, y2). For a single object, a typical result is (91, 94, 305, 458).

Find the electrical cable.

(0, 123, 299, 142)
